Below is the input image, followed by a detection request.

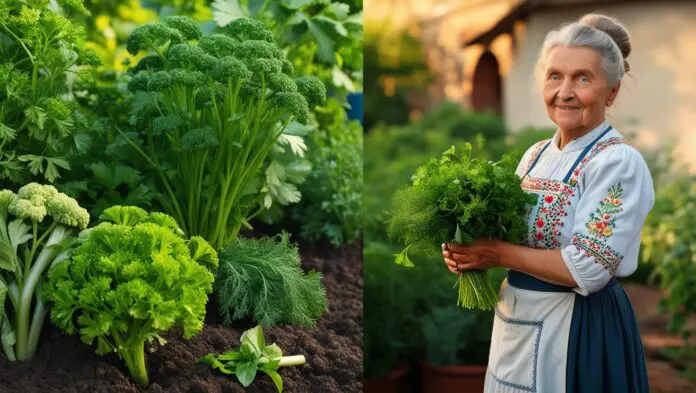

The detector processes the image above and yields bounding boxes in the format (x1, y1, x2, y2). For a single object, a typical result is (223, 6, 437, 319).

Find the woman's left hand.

(442, 239, 503, 272)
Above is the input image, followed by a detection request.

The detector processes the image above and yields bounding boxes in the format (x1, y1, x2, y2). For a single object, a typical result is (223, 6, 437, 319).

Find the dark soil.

(0, 238, 363, 393)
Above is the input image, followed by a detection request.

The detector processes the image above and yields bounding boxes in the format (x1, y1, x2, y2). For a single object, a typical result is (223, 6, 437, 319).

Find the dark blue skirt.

(508, 271, 650, 393)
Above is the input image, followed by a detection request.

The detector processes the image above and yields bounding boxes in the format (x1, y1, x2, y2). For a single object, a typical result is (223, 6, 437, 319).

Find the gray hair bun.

(579, 14, 631, 73)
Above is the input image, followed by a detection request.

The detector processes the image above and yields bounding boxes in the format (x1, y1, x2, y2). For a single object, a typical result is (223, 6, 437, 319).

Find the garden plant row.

(0, 0, 363, 391)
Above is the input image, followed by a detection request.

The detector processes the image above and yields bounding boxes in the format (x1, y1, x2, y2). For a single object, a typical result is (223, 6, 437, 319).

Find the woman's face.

(543, 46, 620, 133)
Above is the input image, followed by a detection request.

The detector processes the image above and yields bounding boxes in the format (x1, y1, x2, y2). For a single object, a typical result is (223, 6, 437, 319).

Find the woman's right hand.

(442, 243, 460, 275)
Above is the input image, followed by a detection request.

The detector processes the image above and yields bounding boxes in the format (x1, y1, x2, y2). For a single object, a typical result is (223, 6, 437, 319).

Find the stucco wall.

(502, 2, 696, 168)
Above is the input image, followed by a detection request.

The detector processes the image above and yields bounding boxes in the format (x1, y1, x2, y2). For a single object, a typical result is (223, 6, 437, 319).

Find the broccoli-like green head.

(168, 69, 207, 88)
(152, 113, 188, 136)
(295, 76, 327, 107)
(274, 92, 310, 125)
(6, 183, 89, 228)
(134, 55, 165, 72)
(268, 73, 297, 93)
(147, 71, 172, 92)
(226, 18, 274, 43)
(180, 127, 219, 152)
(127, 73, 150, 93)
(17, 183, 58, 204)
(250, 58, 283, 75)
(194, 83, 227, 109)
(167, 44, 207, 70)
(233, 40, 279, 62)
(126, 23, 184, 55)
(162, 16, 201, 41)
(0, 190, 17, 217)
(281, 59, 295, 75)
(199, 34, 238, 58)
(211, 56, 252, 84)
(46, 193, 90, 230)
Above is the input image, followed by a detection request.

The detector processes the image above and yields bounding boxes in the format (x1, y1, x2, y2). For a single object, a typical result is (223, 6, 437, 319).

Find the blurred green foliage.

(363, 23, 431, 130)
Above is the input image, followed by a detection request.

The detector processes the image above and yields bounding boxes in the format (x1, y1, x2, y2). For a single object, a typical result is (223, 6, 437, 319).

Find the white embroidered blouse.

(515, 120, 655, 296)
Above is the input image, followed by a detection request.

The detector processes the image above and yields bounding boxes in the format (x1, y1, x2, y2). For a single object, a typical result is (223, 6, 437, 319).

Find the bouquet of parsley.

(387, 144, 536, 310)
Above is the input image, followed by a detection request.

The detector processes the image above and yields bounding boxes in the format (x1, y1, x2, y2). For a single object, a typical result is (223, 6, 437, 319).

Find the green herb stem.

(278, 355, 306, 367)
(114, 332, 149, 387)
(26, 293, 47, 356)
(1, 337, 16, 361)
(15, 225, 64, 360)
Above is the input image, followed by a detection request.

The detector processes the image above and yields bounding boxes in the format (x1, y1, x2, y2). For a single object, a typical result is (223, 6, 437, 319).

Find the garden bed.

(0, 238, 363, 393)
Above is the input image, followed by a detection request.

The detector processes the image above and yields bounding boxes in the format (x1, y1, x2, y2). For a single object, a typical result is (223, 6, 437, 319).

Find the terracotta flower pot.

(419, 360, 487, 393)
(363, 366, 410, 393)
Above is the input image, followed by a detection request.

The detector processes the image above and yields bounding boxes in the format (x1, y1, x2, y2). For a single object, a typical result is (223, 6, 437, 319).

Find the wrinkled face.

(543, 46, 620, 133)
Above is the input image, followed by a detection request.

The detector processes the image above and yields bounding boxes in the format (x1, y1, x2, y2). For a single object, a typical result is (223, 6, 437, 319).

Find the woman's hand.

(442, 239, 503, 274)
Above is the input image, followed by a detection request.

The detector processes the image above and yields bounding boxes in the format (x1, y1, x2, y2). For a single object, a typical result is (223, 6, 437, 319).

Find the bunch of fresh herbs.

(387, 144, 536, 310)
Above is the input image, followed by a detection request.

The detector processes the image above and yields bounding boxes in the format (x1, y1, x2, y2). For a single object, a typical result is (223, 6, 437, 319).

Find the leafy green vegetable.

(387, 144, 536, 310)
(200, 325, 306, 393)
(45, 205, 217, 386)
(0, 0, 100, 185)
(119, 16, 326, 249)
(216, 232, 327, 327)
(0, 183, 89, 361)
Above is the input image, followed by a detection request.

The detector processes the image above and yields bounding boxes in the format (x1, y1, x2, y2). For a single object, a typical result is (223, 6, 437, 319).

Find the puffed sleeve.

(561, 145, 655, 295)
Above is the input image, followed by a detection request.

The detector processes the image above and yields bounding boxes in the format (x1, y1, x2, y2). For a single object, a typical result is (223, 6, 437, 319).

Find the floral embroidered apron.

(484, 125, 616, 393)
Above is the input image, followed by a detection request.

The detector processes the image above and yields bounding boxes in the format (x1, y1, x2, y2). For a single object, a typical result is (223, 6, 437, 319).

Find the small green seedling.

(199, 325, 305, 392)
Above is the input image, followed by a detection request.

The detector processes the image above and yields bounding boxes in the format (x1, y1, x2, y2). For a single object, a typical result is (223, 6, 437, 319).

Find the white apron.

(484, 125, 615, 393)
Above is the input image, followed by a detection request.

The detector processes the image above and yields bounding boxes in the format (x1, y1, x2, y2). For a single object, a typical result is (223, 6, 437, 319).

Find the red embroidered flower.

(603, 214, 610, 220)
(596, 222, 605, 229)
(544, 195, 554, 203)
(536, 219, 545, 228)
(536, 232, 544, 240)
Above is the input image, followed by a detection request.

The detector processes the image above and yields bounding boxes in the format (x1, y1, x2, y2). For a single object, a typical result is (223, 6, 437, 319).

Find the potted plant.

(417, 305, 492, 393)
(363, 241, 420, 393)
(416, 268, 506, 393)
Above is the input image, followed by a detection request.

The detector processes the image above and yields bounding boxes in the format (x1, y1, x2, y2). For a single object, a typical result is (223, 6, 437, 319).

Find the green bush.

(288, 100, 363, 247)
(641, 176, 696, 334)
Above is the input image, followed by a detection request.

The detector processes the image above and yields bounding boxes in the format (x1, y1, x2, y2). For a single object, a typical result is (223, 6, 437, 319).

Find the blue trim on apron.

(507, 269, 617, 293)
(510, 123, 649, 392)
(524, 124, 613, 182)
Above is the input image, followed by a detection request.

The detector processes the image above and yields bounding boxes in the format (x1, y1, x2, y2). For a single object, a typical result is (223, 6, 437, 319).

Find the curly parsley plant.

(45, 206, 218, 386)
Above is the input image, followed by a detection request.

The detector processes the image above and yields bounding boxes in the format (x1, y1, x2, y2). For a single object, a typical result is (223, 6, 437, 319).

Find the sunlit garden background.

(362, 1, 696, 392)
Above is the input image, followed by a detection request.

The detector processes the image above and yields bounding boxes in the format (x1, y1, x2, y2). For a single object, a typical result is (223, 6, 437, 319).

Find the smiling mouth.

(555, 105, 581, 110)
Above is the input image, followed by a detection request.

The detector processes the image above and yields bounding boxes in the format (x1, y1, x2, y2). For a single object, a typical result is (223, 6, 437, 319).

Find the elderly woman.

(442, 14, 654, 393)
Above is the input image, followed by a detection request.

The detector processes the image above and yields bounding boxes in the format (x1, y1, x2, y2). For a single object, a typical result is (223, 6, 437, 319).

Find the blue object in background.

(346, 92, 363, 125)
